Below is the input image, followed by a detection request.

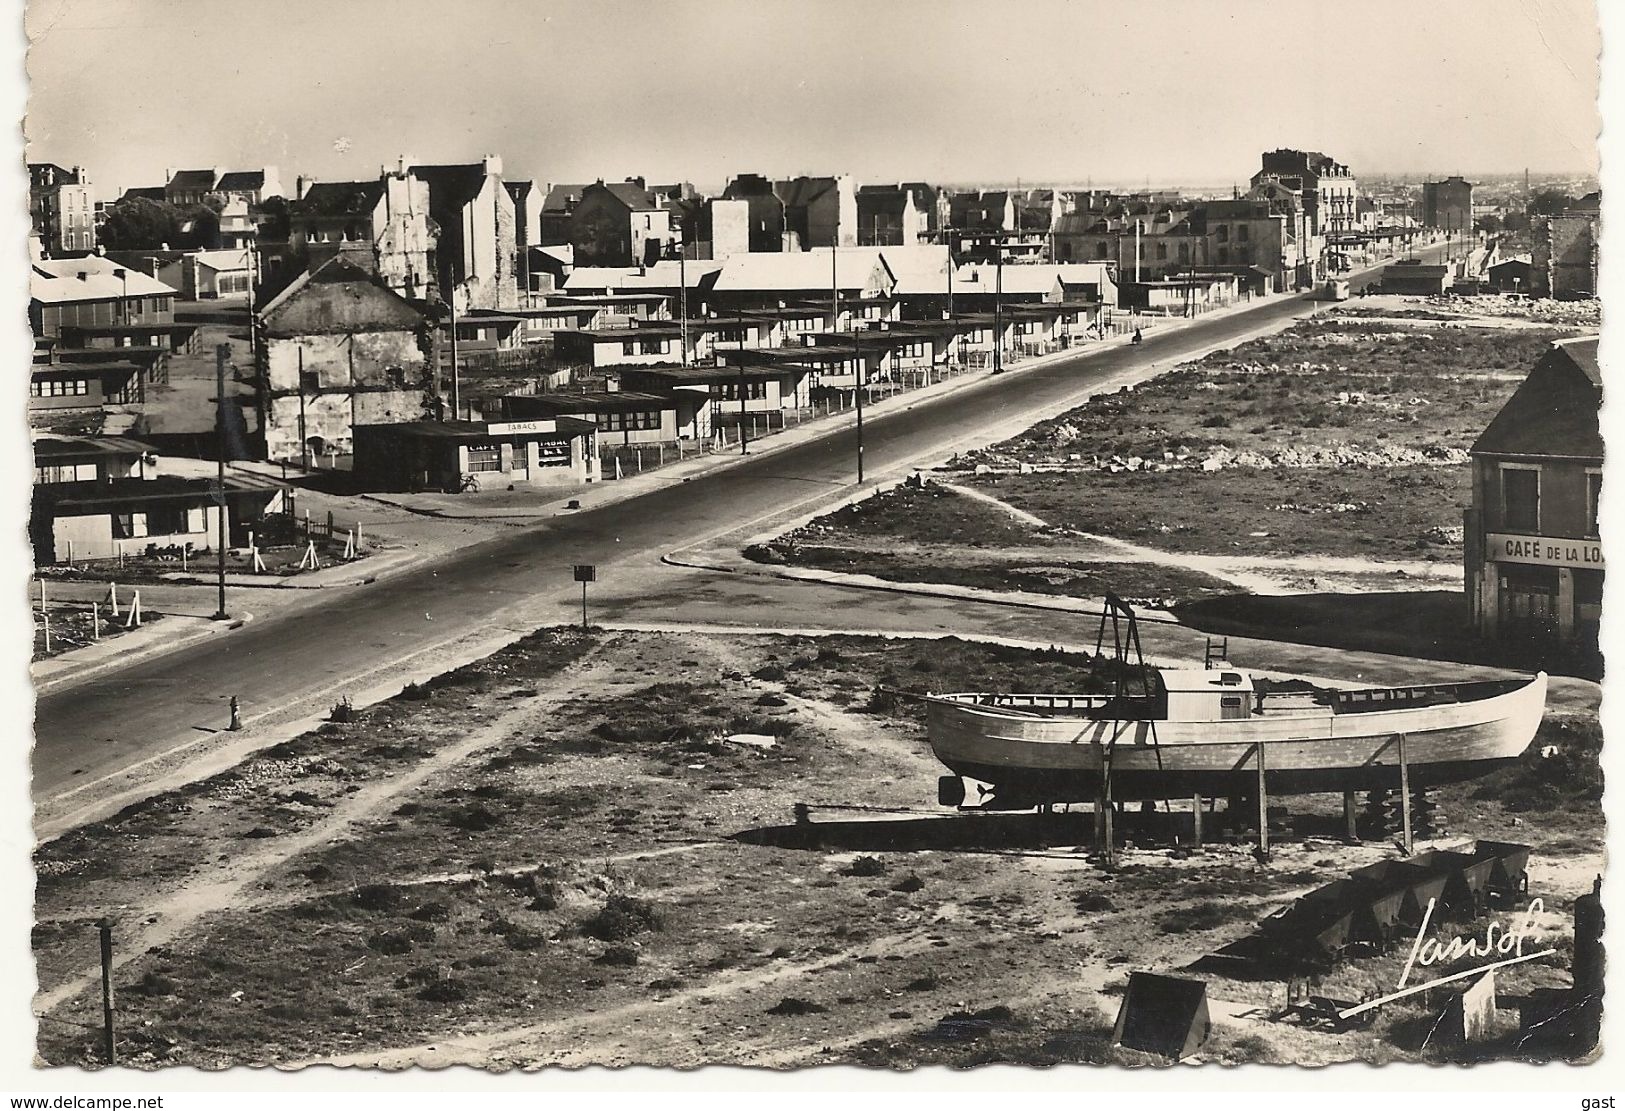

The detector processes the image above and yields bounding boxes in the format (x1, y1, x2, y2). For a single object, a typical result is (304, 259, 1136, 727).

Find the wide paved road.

(30, 267, 1422, 808)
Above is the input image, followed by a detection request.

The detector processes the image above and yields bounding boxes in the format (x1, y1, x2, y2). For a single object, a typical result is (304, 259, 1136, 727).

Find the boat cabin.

(1158, 669, 1254, 722)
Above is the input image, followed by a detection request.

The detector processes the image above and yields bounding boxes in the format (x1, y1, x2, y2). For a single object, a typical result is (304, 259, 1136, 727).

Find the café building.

(1465, 336, 1602, 650)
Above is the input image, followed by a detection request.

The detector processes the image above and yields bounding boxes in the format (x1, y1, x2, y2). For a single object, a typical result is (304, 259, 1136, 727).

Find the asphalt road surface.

(31, 259, 1440, 811)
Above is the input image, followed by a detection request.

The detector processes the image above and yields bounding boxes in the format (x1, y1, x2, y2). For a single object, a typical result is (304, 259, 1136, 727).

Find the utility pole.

(737, 310, 748, 455)
(991, 240, 1004, 375)
(448, 295, 461, 421)
(213, 344, 230, 621)
(831, 242, 840, 332)
(854, 328, 865, 483)
(678, 247, 688, 368)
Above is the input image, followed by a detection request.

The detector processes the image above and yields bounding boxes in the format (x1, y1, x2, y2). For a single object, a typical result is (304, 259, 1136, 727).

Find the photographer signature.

(1337, 897, 1555, 1020)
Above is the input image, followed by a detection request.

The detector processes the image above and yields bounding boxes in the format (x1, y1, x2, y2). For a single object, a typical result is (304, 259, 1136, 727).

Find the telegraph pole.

(992, 240, 1004, 375)
(854, 328, 865, 483)
(678, 247, 688, 368)
(737, 310, 748, 455)
(213, 344, 230, 621)
(447, 296, 461, 421)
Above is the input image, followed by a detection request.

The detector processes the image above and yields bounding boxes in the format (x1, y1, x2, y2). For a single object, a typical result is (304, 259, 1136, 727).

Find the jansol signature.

(1337, 897, 1555, 1020)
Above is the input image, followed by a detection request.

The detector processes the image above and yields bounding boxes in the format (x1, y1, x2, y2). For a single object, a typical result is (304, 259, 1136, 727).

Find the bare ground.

(33, 629, 1601, 1071)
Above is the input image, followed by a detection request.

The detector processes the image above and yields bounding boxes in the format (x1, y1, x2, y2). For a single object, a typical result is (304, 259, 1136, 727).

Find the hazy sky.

(24, 0, 1602, 194)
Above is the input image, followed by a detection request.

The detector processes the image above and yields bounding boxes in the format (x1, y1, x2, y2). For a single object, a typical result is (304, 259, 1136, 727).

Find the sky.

(23, 0, 1603, 195)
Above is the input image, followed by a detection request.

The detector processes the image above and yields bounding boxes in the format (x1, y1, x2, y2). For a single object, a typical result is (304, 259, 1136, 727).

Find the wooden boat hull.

(925, 672, 1546, 806)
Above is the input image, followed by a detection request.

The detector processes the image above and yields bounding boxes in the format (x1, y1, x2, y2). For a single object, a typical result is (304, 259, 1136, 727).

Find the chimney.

(164, 167, 176, 184)
(399, 154, 418, 176)
(296, 175, 308, 201)
(482, 154, 503, 177)
(605, 376, 619, 393)
(77, 270, 88, 281)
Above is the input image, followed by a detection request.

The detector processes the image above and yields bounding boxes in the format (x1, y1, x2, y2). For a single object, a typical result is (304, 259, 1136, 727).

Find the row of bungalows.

(28, 256, 193, 421)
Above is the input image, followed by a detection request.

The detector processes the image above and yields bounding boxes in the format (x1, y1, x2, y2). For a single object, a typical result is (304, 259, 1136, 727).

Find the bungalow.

(737, 304, 835, 348)
(1488, 255, 1535, 295)
(500, 389, 708, 446)
(561, 259, 722, 300)
(255, 256, 436, 462)
(351, 416, 599, 493)
(769, 335, 895, 388)
(1381, 260, 1451, 296)
(509, 303, 602, 348)
(31, 255, 178, 339)
(453, 310, 526, 353)
(709, 248, 889, 313)
(31, 436, 286, 563)
(552, 324, 685, 369)
(546, 292, 671, 323)
(619, 363, 815, 425)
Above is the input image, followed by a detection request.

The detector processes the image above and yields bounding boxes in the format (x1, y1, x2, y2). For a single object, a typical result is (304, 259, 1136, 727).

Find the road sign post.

(573, 564, 596, 629)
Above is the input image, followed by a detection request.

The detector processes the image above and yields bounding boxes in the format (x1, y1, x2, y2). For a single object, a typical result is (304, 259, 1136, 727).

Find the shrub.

(892, 874, 926, 894)
(767, 997, 827, 1016)
(752, 664, 787, 682)
(595, 946, 640, 967)
(843, 855, 887, 878)
(581, 895, 662, 942)
(329, 696, 357, 723)
(400, 682, 430, 701)
(416, 979, 468, 1004)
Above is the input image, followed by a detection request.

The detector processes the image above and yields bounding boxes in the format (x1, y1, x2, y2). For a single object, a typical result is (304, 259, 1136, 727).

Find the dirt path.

(35, 641, 622, 1020)
(937, 482, 1460, 593)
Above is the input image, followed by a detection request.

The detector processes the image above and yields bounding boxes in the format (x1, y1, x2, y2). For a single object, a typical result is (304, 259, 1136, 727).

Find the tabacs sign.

(1486, 533, 1604, 571)
(486, 419, 558, 436)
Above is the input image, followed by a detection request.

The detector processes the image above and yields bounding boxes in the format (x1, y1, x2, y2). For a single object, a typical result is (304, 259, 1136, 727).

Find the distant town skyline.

(26, 0, 1601, 194)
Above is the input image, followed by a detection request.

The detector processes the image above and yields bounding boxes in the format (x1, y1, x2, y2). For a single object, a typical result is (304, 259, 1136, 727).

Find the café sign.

(1486, 533, 1604, 571)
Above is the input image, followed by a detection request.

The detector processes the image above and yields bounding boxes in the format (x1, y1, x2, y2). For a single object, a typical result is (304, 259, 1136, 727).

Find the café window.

(1501, 466, 1540, 533)
(1588, 469, 1603, 538)
(466, 445, 503, 472)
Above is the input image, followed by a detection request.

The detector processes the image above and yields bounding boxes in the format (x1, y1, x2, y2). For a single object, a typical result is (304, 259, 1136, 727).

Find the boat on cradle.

(927, 667, 1547, 810)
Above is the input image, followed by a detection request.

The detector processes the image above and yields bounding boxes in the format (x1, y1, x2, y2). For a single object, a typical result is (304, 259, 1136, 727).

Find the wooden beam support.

(1344, 790, 1359, 842)
(1191, 793, 1203, 847)
(1256, 742, 1270, 861)
(1397, 733, 1414, 855)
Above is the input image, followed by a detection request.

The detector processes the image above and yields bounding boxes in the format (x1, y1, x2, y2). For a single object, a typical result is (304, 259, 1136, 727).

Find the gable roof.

(857, 187, 911, 217)
(601, 181, 660, 211)
(31, 256, 178, 305)
(259, 255, 427, 336)
(713, 247, 892, 294)
(215, 170, 265, 192)
(874, 245, 954, 295)
(951, 262, 1064, 297)
(292, 180, 386, 219)
(562, 260, 721, 293)
(119, 186, 166, 204)
(543, 183, 591, 214)
(167, 169, 218, 191)
(1471, 337, 1601, 460)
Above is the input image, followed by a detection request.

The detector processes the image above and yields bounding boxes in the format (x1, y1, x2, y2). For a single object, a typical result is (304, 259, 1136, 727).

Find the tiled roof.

(167, 169, 218, 191)
(543, 183, 591, 213)
(1472, 337, 1601, 458)
(602, 181, 660, 210)
(293, 180, 386, 219)
(215, 170, 265, 192)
